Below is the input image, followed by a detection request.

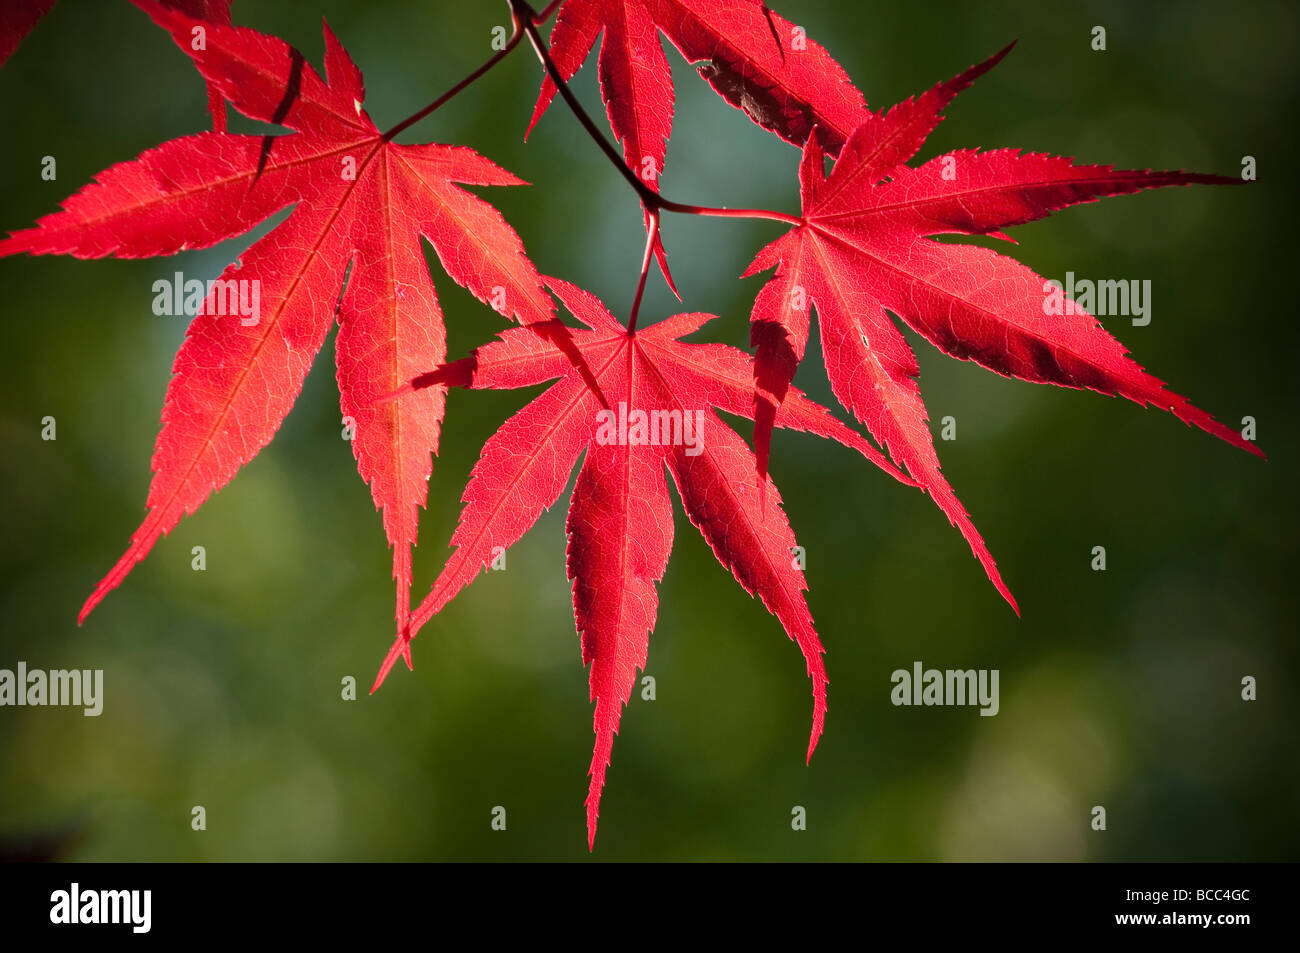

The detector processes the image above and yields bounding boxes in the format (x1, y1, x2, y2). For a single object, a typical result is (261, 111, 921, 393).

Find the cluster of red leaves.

(0, 0, 1258, 847)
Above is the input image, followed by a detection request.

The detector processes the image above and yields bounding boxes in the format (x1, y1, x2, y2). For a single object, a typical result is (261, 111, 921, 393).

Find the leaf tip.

(805, 711, 824, 765)
(369, 633, 412, 694)
(77, 589, 106, 627)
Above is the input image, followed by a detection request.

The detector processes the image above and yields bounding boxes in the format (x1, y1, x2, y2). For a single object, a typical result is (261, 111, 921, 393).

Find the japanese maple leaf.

(371, 276, 916, 847)
(745, 44, 1263, 612)
(1, 0, 233, 129)
(527, 0, 870, 287)
(0, 1, 553, 634)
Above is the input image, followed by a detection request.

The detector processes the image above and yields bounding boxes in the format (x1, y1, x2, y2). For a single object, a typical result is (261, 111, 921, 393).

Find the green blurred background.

(0, 0, 1296, 861)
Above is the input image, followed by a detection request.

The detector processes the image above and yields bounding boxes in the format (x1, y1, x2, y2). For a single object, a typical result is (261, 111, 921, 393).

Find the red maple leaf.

(527, 0, 870, 287)
(745, 45, 1263, 612)
(1, 0, 233, 128)
(530, 0, 869, 166)
(0, 0, 553, 635)
(372, 276, 916, 847)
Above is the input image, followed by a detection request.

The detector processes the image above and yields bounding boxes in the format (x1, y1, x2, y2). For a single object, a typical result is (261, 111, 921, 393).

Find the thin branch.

(533, 0, 566, 23)
(627, 210, 660, 334)
(383, 0, 562, 142)
(657, 199, 802, 227)
(514, 1, 653, 202)
(511, 0, 803, 228)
